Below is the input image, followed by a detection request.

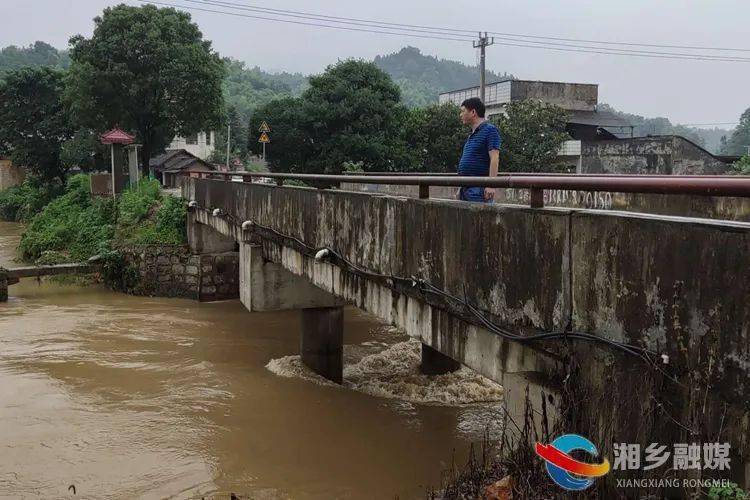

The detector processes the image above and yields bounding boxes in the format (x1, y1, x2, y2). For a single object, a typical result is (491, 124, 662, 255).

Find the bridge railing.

(182, 170, 750, 208)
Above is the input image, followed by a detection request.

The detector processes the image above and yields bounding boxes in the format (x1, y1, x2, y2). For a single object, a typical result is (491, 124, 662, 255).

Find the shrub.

(0, 180, 62, 222)
(17, 175, 186, 263)
(18, 174, 115, 261)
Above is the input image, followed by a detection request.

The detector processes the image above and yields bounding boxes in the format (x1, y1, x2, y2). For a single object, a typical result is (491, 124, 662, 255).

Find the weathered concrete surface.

(187, 211, 237, 254)
(570, 210, 750, 482)
(184, 177, 750, 489)
(581, 136, 732, 175)
(342, 182, 750, 223)
(239, 242, 345, 311)
(1, 262, 93, 302)
(300, 306, 344, 383)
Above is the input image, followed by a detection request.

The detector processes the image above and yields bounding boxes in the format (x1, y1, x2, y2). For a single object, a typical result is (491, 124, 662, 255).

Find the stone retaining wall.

(119, 245, 238, 301)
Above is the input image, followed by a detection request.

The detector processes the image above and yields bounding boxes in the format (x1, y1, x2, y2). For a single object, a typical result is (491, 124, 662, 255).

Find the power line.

(153, 0, 750, 53)
(186, 0, 750, 62)
(182, 0, 475, 38)
(135, 0, 471, 42)
(487, 31, 750, 53)
(136, 0, 750, 62)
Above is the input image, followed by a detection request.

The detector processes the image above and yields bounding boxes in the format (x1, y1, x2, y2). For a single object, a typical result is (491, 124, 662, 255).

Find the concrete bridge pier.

(301, 307, 344, 384)
(239, 242, 346, 383)
(0, 270, 7, 302)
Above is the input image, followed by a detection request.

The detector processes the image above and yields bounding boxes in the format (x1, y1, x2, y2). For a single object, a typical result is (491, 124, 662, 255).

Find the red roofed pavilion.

(100, 128, 135, 145)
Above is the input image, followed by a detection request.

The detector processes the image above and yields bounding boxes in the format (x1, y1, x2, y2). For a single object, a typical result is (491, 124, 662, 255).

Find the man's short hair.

(461, 97, 486, 118)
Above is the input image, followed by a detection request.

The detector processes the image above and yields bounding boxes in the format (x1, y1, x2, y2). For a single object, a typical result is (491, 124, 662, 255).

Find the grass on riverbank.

(1, 174, 186, 263)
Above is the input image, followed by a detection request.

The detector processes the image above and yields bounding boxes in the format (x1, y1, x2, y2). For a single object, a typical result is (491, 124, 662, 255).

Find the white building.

(168, 131, 216, 160)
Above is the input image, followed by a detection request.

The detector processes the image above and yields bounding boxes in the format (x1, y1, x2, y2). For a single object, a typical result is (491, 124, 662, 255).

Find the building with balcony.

(168, 131, 216, 160)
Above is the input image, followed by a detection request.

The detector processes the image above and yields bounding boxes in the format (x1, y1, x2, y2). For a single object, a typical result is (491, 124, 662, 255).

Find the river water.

(0, 220, 503, 499)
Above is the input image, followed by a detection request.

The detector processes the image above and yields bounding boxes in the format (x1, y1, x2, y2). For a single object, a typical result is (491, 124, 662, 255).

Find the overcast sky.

(2, 0, 748, 126)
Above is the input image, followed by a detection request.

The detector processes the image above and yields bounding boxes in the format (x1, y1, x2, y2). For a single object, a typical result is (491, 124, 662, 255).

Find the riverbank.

(0, 175, 185, 265)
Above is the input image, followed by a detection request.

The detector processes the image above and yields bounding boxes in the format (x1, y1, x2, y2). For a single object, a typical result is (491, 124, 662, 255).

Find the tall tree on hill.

(64, 4, 225, 176)
(0, 67, 73, 182)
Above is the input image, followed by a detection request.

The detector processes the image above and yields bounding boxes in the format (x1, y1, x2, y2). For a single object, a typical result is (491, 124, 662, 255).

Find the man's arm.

(485, 149, 499, 201)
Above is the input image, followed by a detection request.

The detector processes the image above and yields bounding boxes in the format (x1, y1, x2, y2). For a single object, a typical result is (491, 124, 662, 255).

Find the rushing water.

(0, 220, 503, 499)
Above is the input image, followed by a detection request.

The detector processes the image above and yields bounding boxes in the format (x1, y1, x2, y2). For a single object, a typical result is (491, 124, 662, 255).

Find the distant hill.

(600, 104, 732, 154)
(0, 41, 70, 77)
(223, 58, 307, 123)
(374, 46, 513, 108)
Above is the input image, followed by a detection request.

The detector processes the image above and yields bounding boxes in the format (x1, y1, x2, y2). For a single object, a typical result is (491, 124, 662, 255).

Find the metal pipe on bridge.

(184, 170, 750, 207)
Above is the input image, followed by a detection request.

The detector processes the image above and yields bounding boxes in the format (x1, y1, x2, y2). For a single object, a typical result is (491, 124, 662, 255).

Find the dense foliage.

(0, 67, 73, 182)
(401, 103, 467, 172)
(492, 100, 571, 172)
(723, 107, 750, 157)
(732, 155, 750, 175)
(14, 176, 185, 263)
(65, 4, 226, 175)
(250, 60, 410, 173)
(0, 180, 62, 222)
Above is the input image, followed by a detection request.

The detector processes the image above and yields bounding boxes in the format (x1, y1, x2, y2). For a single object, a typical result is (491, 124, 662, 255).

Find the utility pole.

(473, 31, 495, 102)
(226, 122, 231, 171)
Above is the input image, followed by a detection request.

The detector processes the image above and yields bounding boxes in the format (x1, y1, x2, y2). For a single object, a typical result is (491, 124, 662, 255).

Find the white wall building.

(168, 131, 216, 160)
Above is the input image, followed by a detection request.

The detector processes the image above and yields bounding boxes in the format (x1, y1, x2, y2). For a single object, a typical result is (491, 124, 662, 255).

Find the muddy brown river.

(0, 220, 503, 499)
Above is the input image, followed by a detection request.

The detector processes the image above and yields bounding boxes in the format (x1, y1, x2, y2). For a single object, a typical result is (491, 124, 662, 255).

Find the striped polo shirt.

(458, 121, 502, 176)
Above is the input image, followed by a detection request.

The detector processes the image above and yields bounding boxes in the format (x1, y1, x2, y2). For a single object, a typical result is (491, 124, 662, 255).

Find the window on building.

(186, 133, 198, 145)
(205, 132, 211, 146)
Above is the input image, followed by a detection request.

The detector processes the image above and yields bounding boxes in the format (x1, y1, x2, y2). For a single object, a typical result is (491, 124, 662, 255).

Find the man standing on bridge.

(457, 97, 501, 202)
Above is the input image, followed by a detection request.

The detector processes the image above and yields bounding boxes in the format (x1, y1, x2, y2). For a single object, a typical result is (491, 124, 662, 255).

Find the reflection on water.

(0, 221, 503, 499)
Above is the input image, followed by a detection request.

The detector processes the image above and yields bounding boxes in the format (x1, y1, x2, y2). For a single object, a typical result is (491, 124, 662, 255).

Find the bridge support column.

(301, 306, 344, 384)
(0, 270, 7, 302)
(420, 343, 461, 375)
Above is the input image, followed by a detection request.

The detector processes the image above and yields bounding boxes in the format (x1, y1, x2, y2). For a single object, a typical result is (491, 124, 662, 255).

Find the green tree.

(248, 97, 311, 172)
(300, 60, 407, 173)
(491, 100, 570, 172)
(724, 107, 750, 156)
(402, 103, 466, 172)
(0, 67, 72, 182)
(65, 4, 225, 176)
(249, 60, 409, 174)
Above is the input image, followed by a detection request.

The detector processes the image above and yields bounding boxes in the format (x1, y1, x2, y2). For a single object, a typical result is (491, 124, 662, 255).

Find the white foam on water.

(266, 337, 504, 407)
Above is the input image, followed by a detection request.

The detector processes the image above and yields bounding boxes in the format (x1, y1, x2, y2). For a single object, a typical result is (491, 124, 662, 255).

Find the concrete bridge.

(182, 172, 750, 489)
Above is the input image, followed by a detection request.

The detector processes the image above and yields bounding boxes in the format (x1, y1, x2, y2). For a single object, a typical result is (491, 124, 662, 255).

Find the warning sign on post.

(258, 131, 270, 143)
(259, 121, 271, 133)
